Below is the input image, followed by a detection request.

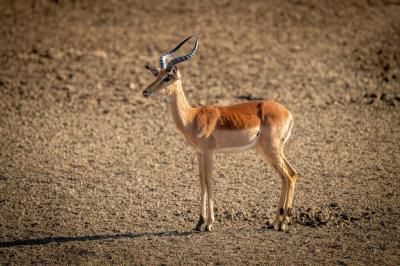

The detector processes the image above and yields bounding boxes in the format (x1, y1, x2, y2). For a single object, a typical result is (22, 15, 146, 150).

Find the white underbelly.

(213, 127, 260, 153)
(215, 138, 258, 153)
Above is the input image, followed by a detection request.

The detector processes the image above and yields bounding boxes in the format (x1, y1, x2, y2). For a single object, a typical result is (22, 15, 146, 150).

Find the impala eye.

(163, 76, 171, 82)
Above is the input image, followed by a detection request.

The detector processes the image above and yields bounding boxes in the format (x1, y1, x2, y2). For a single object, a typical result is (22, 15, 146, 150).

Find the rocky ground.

(0, 0, 399, 265)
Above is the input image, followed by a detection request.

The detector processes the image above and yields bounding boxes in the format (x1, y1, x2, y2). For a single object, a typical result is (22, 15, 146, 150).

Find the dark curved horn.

(166, 36, 199, 71)
(159, 35, 193, 69)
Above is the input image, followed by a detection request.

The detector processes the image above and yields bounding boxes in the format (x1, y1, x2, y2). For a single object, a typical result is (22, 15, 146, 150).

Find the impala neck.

(168, 80, 194, 130)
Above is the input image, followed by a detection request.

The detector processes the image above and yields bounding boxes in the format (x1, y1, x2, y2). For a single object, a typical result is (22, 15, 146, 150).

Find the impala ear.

(145, 64, 159, 76)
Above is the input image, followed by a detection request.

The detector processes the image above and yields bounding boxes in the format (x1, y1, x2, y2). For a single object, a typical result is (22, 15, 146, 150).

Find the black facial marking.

(279, 208, 284, 216)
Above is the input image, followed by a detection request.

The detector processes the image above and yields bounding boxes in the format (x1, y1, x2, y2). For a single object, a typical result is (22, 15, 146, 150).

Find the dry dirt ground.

(1, 0, 400, 265)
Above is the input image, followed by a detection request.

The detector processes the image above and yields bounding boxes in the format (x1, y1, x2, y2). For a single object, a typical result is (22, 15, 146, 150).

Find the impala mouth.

(143, 91, 153, 98)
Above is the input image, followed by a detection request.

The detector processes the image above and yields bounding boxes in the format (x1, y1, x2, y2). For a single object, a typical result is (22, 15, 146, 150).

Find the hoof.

(266, 222, 279, 230)
(194, 216, 205, 232)
(205, 224, 213, 232)
(193, 226, 202, 232)
(278, 222, 286, 232)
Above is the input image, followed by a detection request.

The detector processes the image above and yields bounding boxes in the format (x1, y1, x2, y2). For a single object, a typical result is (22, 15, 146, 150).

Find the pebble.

(92, 50, 108, 59)
(129, 82, 136, 90)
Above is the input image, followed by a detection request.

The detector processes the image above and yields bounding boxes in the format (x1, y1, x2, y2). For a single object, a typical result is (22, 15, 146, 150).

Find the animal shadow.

(0, 230, 195, 248)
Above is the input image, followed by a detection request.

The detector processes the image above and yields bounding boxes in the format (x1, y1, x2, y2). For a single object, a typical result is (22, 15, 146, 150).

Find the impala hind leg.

(258, 143, 292, 231)
(194, 153, 207, 231)
(270, 156, 296, 231)
(271, 162, 289, 231)
(283, 157, 297, 226)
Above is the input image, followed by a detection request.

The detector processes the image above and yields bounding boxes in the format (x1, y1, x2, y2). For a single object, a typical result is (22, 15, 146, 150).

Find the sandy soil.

(1, 0, 399, 265)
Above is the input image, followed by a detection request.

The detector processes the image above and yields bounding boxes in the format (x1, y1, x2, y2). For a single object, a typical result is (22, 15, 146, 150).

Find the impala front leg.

(203, 152, 214, 232)
(194, 153, 207, 231)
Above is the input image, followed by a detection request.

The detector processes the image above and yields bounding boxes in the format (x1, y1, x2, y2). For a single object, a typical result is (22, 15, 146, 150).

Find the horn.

(159, 35, 193, 69)
(166, 36, 199, 71)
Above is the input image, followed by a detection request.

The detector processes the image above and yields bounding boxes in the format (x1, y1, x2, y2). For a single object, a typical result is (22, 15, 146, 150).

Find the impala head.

(143, 35, 199, 98)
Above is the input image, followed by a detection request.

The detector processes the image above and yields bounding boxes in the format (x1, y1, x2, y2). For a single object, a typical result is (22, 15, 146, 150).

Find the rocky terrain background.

(0, 0, 399, 264)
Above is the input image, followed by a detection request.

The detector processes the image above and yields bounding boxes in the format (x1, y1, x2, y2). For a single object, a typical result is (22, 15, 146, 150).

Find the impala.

(142, 36, 297, 231)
